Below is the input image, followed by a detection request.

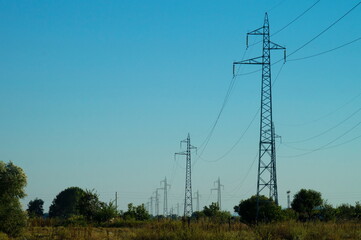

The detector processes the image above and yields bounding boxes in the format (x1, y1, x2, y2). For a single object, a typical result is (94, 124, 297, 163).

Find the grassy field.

(12, 220, 361, 240)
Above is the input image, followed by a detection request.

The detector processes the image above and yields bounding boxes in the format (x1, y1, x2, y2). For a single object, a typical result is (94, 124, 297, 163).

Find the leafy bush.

(234, 195, 282, 223)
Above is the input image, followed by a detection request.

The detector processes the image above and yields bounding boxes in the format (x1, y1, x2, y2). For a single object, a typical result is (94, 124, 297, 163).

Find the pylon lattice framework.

(175, 133, 197, 217)
(160, 177, 171, 216)
(233, 13, 285, 216)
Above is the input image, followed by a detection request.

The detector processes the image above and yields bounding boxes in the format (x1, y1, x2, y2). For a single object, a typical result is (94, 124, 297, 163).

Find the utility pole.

(160, 177, 171, 216)
(211, 177, 224, 210)
(193, 190, 200, 212)
(175, 133, 197, 217)
(233, 13, 286, 221)
(176, 203, 180, 216)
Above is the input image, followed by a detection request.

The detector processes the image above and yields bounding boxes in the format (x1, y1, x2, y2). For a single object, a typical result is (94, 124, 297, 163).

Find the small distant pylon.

(287, 190, 291, 209)
(155, 188, 162, 216)
(175, 133, 197, 217)
(149, 196, 155, 216)
(211, 177, 224, 210)
(193, 190, 200, 212)
(176, 203, 180, 216)
(160, 177, 171, 216)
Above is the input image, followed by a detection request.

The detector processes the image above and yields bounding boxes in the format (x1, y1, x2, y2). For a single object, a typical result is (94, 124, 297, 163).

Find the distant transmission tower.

(211, 177, 224, 210)
(149, 196, 155, 216)
(170, 206, 174, 216)
(175, 133, 197, 217)
(155, 188, 162, 216)
(193, 190, 200, 212)
(160, 177, 171, 216)
(233, 13, 286, 219)
(287, 190, 291, 209)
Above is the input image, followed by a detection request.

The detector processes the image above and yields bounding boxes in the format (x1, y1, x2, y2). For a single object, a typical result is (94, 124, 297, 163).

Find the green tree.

(0, 161, 27, 237)
(234, 195, 282, 223)
(96, 202, 119, 222)
(203, 202, 220, 217)
(336, 203, 355, 221)
(191, 210, 205, 220)
(123, 203, 150, 221)
(49, 187, 85, 218)
(27, 198, 44, 218)
(291, 189, 323, 221)
(78, 189, 102, 221)
(202, 202, 231, 223)
(319, 202, 335, 221)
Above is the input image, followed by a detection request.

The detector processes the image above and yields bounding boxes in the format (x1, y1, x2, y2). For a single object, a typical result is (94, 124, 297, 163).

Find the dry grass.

(9, 220, 361, 240)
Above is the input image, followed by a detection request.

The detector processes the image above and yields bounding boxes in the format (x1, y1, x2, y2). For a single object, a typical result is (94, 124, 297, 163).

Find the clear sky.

(0, 0, 360, 214)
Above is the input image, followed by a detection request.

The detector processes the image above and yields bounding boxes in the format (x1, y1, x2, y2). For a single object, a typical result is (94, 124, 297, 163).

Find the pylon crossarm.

(269, 41, 285, 50)
(175, 152, 186, 156)
(234, 56, 263, 65)
(247, 27, 264, 36)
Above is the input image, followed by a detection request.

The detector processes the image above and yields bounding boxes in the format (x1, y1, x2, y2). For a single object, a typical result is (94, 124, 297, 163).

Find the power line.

(279, 119, 361, 158)
(228, 151, 258, 194)
(279, 90, 361, 127)
(267, 0, 286, 13)
(198, 108, 258, 163)
(284, 106, 361, 144)
(196, 50, 248, 158)
(249, 0, 321, 48)
(288, 36, 361, 61)
(287, 1, 361, 58)
(272, 0, 321, 37)
(240, 2, 361, 76)
(199, 63, 285, 163)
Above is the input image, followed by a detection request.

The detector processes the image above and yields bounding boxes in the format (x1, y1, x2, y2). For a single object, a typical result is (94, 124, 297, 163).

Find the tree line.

(1, 161, 360, 238)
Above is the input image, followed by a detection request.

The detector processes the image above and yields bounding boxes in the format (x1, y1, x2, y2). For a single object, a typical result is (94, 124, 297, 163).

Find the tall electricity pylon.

(233, 13, 285, 219)
(175, 133, 197, 217)
(160, 177, 171, 216)
(211, 177, 224, 210)
(193, 190, 200, 212)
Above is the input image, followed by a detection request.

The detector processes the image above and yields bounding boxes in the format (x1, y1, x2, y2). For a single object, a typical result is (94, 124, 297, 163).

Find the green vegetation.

(291, 189, 323, 220)
(27, 198, 44, 218)
(49, 187, 85, 218)
(192, 202, 231, 223)
(234, 195, 282, 223)
(0, 161, 27, 237)
(123, 203, 150, 221)
(1, 162, 361, 240)
(18, 220, 361, 240)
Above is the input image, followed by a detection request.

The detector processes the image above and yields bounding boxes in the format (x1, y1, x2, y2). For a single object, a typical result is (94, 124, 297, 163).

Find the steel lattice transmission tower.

(211, 177, 224, 210)
(149, 196, 155, 216)
(175, 133, 197, 217)
(193, 190, 200, 212)
(154, 188, 162, 216)
(233, 13, 285, 214)
(160, 177, 171, 216)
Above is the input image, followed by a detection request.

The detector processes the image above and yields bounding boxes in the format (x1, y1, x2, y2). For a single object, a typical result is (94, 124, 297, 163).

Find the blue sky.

(0, 0, 360, 214)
